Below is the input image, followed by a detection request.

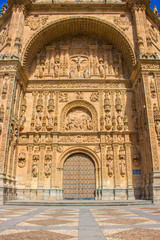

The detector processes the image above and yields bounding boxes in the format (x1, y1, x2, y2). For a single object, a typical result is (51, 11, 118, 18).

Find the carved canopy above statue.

(22, 17, 136, 77)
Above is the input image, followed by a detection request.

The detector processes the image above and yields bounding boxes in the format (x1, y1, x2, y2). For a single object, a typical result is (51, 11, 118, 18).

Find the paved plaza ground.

(0, 205, 159, 239)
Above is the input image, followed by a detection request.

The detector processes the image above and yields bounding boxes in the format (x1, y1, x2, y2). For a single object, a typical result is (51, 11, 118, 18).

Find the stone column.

(125, 134, 135, 200)
(113, 135, 120, 199)
(132, 6, 146, 55)
(38, 145, 45, 188)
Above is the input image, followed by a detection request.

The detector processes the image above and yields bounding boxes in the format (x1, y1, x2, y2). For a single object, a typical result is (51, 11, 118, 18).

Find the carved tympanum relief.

(65, 107, 93, 131)
(31, 36, 126, 79)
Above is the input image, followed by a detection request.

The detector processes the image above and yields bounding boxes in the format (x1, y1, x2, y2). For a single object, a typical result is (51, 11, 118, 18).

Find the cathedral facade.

(0, 0, 160, 204)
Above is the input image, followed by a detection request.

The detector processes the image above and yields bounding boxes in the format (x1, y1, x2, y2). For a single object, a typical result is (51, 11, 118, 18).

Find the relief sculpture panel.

(30, 36, 127, 80)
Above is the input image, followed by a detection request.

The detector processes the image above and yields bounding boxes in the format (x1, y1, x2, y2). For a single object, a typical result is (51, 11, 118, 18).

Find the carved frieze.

(59, 92, 68, 102)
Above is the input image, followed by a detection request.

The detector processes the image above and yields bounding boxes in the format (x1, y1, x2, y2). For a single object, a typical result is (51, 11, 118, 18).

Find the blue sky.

(0, 0, 159, 11)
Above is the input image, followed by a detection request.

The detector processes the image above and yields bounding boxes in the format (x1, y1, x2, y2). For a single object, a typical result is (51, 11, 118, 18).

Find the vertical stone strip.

(101, 144, 106, 190)
(26, 143, 33, 188)
(113, 138, 120, 189)
(142, 73, 159, 171)
(51, 144, 56, 189)
(38, 145, 45, 188)
(30, 92, 37, 131)
(125, 134, 134, 199)
(0, 74, 15, 173)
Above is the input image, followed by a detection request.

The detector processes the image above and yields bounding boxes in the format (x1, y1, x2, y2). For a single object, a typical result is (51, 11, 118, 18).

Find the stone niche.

(30, 35, 128, 80)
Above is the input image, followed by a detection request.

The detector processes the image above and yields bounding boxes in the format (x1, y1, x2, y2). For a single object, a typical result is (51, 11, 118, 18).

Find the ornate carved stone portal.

(0, 0, 160, 204)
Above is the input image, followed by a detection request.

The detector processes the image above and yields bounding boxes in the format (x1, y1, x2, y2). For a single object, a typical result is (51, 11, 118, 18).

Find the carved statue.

(32, 155, 39, 178)
(124, 114, 128, 130)
(1, 80, 8, 99)
(105, 112, 111, 130)
(19, 111, 26, 131)
(154, 5, 159, 17)
(72, 56, 87, 72)
(155, 121, 160, 136)
(98, 58, 104, 78)
(112, 115, 116, 130)
(44, 155, 52, 178)
(106, 146, 114, 177)
(115, 91, 122, 112)
(69, 69, 75, 78)
(119, 160, 126, 177)
(47, 112, 54, 130)
(0, 104, 4, 122)
(83, 68, 89, 78)
(107, 160, 113, 177)
(39, 58, 45, 78)
(35, 112, 42, 131)
(54, 57, 60, 78)
(119, 146, 126, 176)
(117, 112, 123, 130)
(18, 152, 26, 168)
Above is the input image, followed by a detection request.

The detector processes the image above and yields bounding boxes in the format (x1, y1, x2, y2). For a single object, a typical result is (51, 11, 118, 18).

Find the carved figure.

(48, 93, 54, 112)
(119, 160, 126, 177)
(115, 91, 122, 112)
(72, 56, 87, 72)
(124, 114, 128, 130)
(154, 5, 159, 17)
(54, 58, 60, 78)
(0, 104, 4, 122)
(19, 111, 26, 131)
(32, 155, 39, 178)
(59, 92, 68, 102)
(112, 116, 116, 130)
(98, 58, 104, 78)
(35, 112, 42, 131)
(90, 92, 99, 102)
(44, 155, 52, 178)
(69, 69, 75, 78)
(1, 80, 8, 99)
(34, 134, 40, 143)
(39, 58, 45, 78)
(155, 121, 160, 136)
(18, 152, 26, 168)
(65, 113, 93, 131)
(47, 112, 54, 130)
(83, 68, 89, 78)
(107, 160, 113, 177)
(150, 80, 156, 98)
(119, 146, 126, 176)
(117, 112, 123, 130)
(105, 112, 111, 130)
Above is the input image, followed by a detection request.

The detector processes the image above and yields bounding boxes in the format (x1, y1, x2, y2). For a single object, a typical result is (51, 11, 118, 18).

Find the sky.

(0, 0, 159, 11)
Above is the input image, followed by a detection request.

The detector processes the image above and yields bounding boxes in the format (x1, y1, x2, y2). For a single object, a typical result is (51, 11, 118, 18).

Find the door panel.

(63, 153, 95, 199)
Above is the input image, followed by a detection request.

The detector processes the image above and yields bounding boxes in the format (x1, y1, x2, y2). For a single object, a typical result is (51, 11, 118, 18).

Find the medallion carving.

(25, 15, 48, 30)
(18, 151, 26, 168)
(114, 14, 130, 31)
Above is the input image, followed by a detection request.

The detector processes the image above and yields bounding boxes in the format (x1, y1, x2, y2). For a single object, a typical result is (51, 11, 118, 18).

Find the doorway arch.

(63, 153, 96, 200)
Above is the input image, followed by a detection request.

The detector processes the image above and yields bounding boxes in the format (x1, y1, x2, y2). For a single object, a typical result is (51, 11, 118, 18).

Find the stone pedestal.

(102, 189, 114, 200)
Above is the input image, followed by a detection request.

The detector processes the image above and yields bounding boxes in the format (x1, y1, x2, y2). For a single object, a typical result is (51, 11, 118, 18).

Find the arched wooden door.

(63, 153, 96, 200)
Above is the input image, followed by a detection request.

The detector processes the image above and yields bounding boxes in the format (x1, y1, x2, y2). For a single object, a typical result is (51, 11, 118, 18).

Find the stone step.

(4, 200, 153, 206)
